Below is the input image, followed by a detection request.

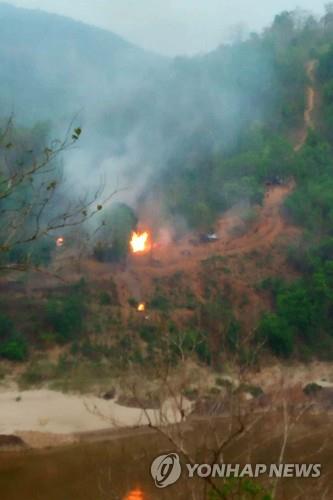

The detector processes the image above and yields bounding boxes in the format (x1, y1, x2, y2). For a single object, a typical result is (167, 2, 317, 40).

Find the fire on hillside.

(137, 302, 146, 312)
(129, 230, 151, 254)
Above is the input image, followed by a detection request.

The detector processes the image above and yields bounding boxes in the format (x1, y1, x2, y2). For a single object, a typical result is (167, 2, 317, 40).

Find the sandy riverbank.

(0, 361, 331, 450)
(0, 388, 191, 448)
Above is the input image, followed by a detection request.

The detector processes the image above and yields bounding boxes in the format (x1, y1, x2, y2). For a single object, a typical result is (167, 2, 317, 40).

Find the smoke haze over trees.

(2, 3, 333, 362)
(0, 3, 322, 223)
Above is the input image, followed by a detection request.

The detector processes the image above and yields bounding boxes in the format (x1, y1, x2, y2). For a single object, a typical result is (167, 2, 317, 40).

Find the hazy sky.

(7, 0, 327, 55)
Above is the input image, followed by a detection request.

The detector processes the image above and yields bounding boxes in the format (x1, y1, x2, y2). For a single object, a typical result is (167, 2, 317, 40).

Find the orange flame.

(137, 303, 145, 312)
(124, 489, 144, 500)
(130, 231, 150, 253)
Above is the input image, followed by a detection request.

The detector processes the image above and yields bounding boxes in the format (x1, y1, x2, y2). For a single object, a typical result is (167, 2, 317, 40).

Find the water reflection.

(124, 487, 145, 500)
(0, 414, 331, 500)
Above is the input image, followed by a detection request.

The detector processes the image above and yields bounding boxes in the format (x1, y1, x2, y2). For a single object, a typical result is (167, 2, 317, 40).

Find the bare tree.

(86, 324, 332, 500)
(0, 117, 118, 273)
(87, 329, 274, 500)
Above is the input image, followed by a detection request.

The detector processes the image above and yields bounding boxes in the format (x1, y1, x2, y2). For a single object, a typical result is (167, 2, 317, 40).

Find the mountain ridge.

(0, 2, 166, 123)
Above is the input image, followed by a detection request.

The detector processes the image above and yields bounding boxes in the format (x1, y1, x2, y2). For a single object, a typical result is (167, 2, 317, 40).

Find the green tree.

(94, 203, 137, 262)
(258, 313, 295, 357)
(0, 313, 28, 361)
(45, 289, 86, 344)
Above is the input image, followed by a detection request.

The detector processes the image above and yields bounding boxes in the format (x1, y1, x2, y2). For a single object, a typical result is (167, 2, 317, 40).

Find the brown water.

(0, 414, 332, 500)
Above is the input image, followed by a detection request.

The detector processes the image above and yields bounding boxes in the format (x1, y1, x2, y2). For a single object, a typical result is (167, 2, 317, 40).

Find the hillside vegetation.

(1, 5, 333, 378)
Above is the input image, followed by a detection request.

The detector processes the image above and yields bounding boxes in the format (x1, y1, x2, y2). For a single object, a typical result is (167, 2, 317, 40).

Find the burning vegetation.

(129, 231, 151, 254)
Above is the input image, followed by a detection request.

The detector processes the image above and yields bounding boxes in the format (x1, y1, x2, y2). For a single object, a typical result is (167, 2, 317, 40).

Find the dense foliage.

(0, 313, 27, 361)
(93, 203, 137, 262)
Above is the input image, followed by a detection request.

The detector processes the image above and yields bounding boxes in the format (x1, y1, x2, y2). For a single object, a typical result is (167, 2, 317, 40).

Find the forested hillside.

(0, 2, 165, 123)
(2, 4, 333, 368)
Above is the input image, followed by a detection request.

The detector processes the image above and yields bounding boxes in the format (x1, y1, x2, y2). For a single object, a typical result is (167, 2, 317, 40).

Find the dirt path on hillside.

(116, 182, 298, 328)
(47, 181, 296, 313)
(33, 63, 315, 301)
(294, 59, 316, 151)
(131, 182, 296, 278)
(130, 60, 317, 278)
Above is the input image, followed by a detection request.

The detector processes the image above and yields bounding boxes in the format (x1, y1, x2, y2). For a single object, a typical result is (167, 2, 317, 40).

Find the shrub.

(99, 291, 111, 306)
(238, 383, 264, 398)
(38, 331, 56, 346)
(303, 382, 323, 397)
(31, 239, 54, 266)
(0, 314, 28, 361)
(0, 365, 7, 380)
(0, 334, 28, 361)
(215, 377, 233, 390)
(258, 313, 295, 357)
(150, 294, 170, 311)
(7, 238, 54, 267)
(182, 388, 199, 401)
(209, 386, 221, 395)
(45, 291, 86, 344)
(0, 314, 14, 339)
(259, 277, 285, 295)
(139, 325, 158, 344)
(195, 336, 212, 365)
(19, 360, 55, 388)
(94, 203, 137, 262)
(128, 297, 138, 308)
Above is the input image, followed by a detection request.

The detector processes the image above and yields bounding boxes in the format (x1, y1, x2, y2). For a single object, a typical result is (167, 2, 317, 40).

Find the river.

(0, 413, 332, 500)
